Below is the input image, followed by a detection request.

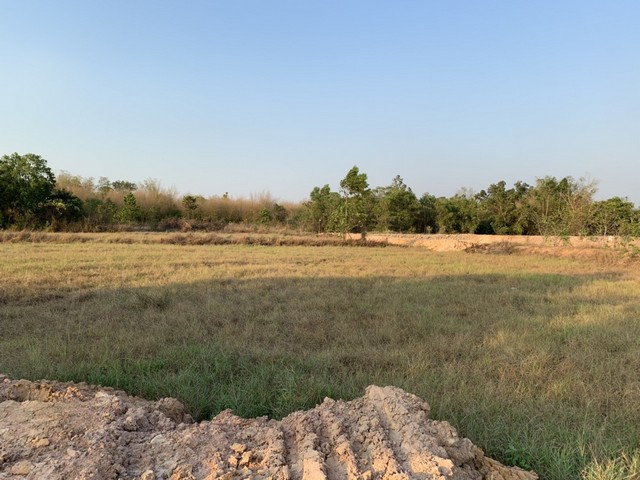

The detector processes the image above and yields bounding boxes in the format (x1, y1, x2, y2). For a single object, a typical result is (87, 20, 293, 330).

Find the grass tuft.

(581, 450, 640, 480)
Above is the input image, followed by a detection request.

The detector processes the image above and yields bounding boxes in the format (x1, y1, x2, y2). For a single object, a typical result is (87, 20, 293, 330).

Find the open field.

(1, 233, 639, 479)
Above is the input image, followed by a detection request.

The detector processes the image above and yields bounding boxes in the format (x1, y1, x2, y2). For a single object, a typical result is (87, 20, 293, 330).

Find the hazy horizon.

(2, 1, 638, 204)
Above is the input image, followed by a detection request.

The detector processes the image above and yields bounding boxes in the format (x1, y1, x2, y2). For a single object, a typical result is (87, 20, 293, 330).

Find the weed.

(504, 443, 533, 471)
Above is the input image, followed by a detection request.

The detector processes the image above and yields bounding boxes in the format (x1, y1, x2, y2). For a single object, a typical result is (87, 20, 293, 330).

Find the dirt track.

(0, 376, 536, 480)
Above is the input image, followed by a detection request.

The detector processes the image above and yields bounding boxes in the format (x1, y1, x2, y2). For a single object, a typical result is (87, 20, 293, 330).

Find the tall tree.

(339, 166, 374, 234)
(435, 192, 479, 234)
(525, 176, 596, 236)
(40, 188, 84, 229)
(416, 193, 438, 233)
(376, 175, 420, 232)
(589, 197, 638, 236)
(116, 192, 142, 223)
(0, 153, 56, 227)
(476, 180, 532, 234)
(182, 195, 200, 220)
(303, 185, 342, 232)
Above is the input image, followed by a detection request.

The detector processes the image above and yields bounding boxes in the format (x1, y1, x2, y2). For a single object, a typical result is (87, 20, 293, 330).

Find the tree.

(256, 204, 288, 225)
(83, 198, 118, 229)
(435, 192, 479, 233)
(111, 180, 137, 192)
(303, 185, 342, 232)
(376, 175, 420, 232)
(339, 166, 374, 234)
(116, 192, 142, 223)
(97, 177, 113, 196)
(476, 180, 532, 234)
(182, 195, 200, 219)
(40, 188, 84, 229)
(272, 203, 288, 224)
(416, 193, 438, 233)
(525, 176, 596, 236)
(258, 208, 273, 224)
(589, 197, 638, 236)
(0, 153, 56, 227)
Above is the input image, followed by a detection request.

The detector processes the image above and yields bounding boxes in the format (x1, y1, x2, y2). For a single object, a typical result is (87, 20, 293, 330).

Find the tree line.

(1, 152, 638, 236)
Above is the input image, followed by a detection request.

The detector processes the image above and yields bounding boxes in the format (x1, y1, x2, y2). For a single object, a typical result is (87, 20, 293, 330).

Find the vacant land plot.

(1, 233, 639, 479)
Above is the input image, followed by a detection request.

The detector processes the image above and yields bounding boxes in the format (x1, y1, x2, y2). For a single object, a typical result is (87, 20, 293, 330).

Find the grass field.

(1, 233, 639, 479)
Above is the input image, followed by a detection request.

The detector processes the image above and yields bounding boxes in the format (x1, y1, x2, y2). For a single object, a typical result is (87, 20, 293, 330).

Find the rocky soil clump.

(0, 375, 536, 480)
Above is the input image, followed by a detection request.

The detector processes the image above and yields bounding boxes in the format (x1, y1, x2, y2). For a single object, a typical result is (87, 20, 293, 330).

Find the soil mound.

(361, 233, 640, 261)
(0, 375, 536, 479)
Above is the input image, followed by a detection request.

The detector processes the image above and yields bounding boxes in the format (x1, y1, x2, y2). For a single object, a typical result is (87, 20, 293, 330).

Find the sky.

(1, 1, 639, 204)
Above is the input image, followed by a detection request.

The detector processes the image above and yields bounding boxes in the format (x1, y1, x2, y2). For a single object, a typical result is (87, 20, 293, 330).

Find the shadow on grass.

(1, 271, 638, 479)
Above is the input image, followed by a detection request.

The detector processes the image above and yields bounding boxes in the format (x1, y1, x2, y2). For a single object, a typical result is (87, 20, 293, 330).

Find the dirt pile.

(0, 375, 536, 480)
(360, 233, 640, 261)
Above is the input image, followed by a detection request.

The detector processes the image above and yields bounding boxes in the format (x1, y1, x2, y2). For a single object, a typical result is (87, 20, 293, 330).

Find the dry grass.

(1, 233, 639, 479)
(0, 230, 386, 247)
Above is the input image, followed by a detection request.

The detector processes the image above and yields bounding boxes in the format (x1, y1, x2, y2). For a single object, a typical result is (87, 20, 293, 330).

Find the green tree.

(339, 166, 374, 234)
(525, 176, 596, 236)
(258, 208, 273, 224)
(116, 192, 142, 223)
(476, 180, 532, 234)
(0, 153, 57, 227)
(376, 175, 420, 232)
(272, 203, 288, 224)
(589, 197, 638, 236)
(303, 185, 342, 232)
(435, 192, 479, 233)
(182, 195, 200, 219)
(111, 180, 137, 192)
(416, 193, 438, 233)
(40, 188, 84, 229)
(83, 198, 118, 229)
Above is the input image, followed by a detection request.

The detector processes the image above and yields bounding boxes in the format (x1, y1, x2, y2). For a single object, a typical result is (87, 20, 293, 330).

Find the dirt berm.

(0, 375, 536, 480)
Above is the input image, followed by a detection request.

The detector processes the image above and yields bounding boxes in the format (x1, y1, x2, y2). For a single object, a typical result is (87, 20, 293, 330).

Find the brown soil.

(0, 375, 536, 480)
(361, 234, 640, 261)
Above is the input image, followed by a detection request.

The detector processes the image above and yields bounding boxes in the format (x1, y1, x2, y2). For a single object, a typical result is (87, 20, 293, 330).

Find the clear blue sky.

(2, 1, 638, 204)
